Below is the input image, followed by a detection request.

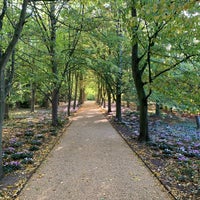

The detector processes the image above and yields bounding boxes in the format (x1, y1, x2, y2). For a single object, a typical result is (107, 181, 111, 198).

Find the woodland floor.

(0, 104, 74, 199)
(0, 103, 199, 200)
(107, 105, 200, 200)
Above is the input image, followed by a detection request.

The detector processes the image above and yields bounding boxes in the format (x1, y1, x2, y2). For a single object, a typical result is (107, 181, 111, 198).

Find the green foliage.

(2, 0, 200, 119)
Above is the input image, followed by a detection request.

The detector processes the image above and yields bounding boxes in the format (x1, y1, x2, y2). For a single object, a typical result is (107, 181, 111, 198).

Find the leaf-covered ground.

(108, 107, 200, 200)
(0, 105, 76, 199)
(0, 103, 199, 199)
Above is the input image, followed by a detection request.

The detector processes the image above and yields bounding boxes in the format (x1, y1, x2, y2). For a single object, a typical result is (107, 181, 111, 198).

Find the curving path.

(18, 101, 172, 200)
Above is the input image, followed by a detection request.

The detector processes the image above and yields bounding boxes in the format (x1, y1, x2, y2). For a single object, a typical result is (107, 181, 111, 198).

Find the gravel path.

(18, 101, 172, 200)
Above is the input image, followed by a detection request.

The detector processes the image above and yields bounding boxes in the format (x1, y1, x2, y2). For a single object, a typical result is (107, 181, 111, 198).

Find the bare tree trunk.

(67, 70, 72, 116)
(116, 93, 122, 121)
(31, 83, 36, 113)
(196, 116, 200, 129)
(4, 101, 9, 120)
(155, 102, 160, 116)
(0, 69, 5, 178)
(0, 0, 28, 178)
(73, 71, 79, 109)
(78, 73, 85, 105)
(52, 89, 59, 126)
(49, 2, 59, 126)
(107, 89, 112, 113)
(131, 5, 149, 142)
(115, 16, 123, 122)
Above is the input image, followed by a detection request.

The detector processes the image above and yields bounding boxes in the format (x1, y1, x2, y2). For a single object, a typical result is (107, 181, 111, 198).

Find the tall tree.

(28, 0, 80, 125)
(130, 1, 199, 141)
(0, 0, 29, 178)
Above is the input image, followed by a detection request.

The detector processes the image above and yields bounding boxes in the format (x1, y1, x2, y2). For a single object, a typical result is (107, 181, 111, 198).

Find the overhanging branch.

(152, 54, 197, 81)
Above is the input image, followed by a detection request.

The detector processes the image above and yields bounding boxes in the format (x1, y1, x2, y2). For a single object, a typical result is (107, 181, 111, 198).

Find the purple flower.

(178, 155, 189, 162)
(4, 147, 16, 154)
(8, 147, 15, 151)
(9, 138, 17, 144)
(189, 149, 199, 154)
(194, 143, 200, 148)
(177, 141, 183, 146)
(10, 161, 21, 166)
(180, 146, 186, 152)
(4, 161, 21, 167)
(183, 136, 191, 142)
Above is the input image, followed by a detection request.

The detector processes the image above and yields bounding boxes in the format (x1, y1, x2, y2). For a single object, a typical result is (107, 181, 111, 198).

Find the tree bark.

(131, 5, 149, 142)
(195, 116, 200, 129)
(0, 69, 5, 178)
(107, 88, 112, 113)
(31, 82, 36, 113)
(4, 101, 9, 120)
(155, 102, 161, 116)
(138, 97, 149, 141)
(115, 16, 123, 122)
(78, 73, 85, 105)
(52, 88, 59, 126)
(50, 2, 59, 126)
(116, 92, 122, 121)
(73, 71, 79, 110)
(0, 0, 28, 71)
(0, 0, 29, 178)
(67, 70, 72, 116)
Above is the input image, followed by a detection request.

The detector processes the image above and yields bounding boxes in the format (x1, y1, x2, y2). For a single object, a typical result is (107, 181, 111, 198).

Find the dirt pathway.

(18, 101, 172, 200)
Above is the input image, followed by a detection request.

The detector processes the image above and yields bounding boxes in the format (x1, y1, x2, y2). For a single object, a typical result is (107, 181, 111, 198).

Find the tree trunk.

(0, 0, 29, 178)
(79, 87, 85, 105)
(138, 97, 149, 141)
(73, 71, 79, 109)
(155, 102, 160, 116)
(0, 0, 28, 71)
(116, 93, 122, 121)
(78, 73, 85, 105)
(107, 89, 112, 113)
(131, 5, 149, 142)
(50, 2, 59, 126)
(0, 69, 5, 178)
(67, 70, 72, 116)
(96, 80, 101, 105)
(52, 89, 59, 126)
(127, 100, 130, 108)
(4, 101, 9, 120)
(115, 16, 123, 122)
(195, 116, 200, 129)
(31, 83, 36, 113)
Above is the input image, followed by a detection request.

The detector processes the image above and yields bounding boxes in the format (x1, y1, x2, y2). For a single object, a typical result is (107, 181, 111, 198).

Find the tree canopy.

(0, 0, 199, 176)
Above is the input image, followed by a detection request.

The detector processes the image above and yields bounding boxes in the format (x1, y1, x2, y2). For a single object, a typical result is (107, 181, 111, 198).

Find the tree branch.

(0, 0, 29, 71)
(0, 0, 7, 30)
(152, 55, 197, 81)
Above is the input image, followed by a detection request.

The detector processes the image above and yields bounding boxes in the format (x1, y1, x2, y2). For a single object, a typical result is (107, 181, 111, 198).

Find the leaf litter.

(1, 103, 199, 199)
(0, 105, 74, 199)
(108, 107, 200, 200)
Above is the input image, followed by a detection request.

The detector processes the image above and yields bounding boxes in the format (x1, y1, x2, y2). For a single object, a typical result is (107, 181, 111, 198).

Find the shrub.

(3, 161, 22, 173)
(11, 151, 33, 160)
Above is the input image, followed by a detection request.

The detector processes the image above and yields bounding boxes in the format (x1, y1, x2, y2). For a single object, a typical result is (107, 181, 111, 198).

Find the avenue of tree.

(0, 0, 199, 177)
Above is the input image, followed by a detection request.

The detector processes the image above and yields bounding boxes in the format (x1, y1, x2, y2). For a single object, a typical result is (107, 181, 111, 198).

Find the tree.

(0, 0, 29, 178)
(130, 1, 199, 141)
(23, 0, 81, 125)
